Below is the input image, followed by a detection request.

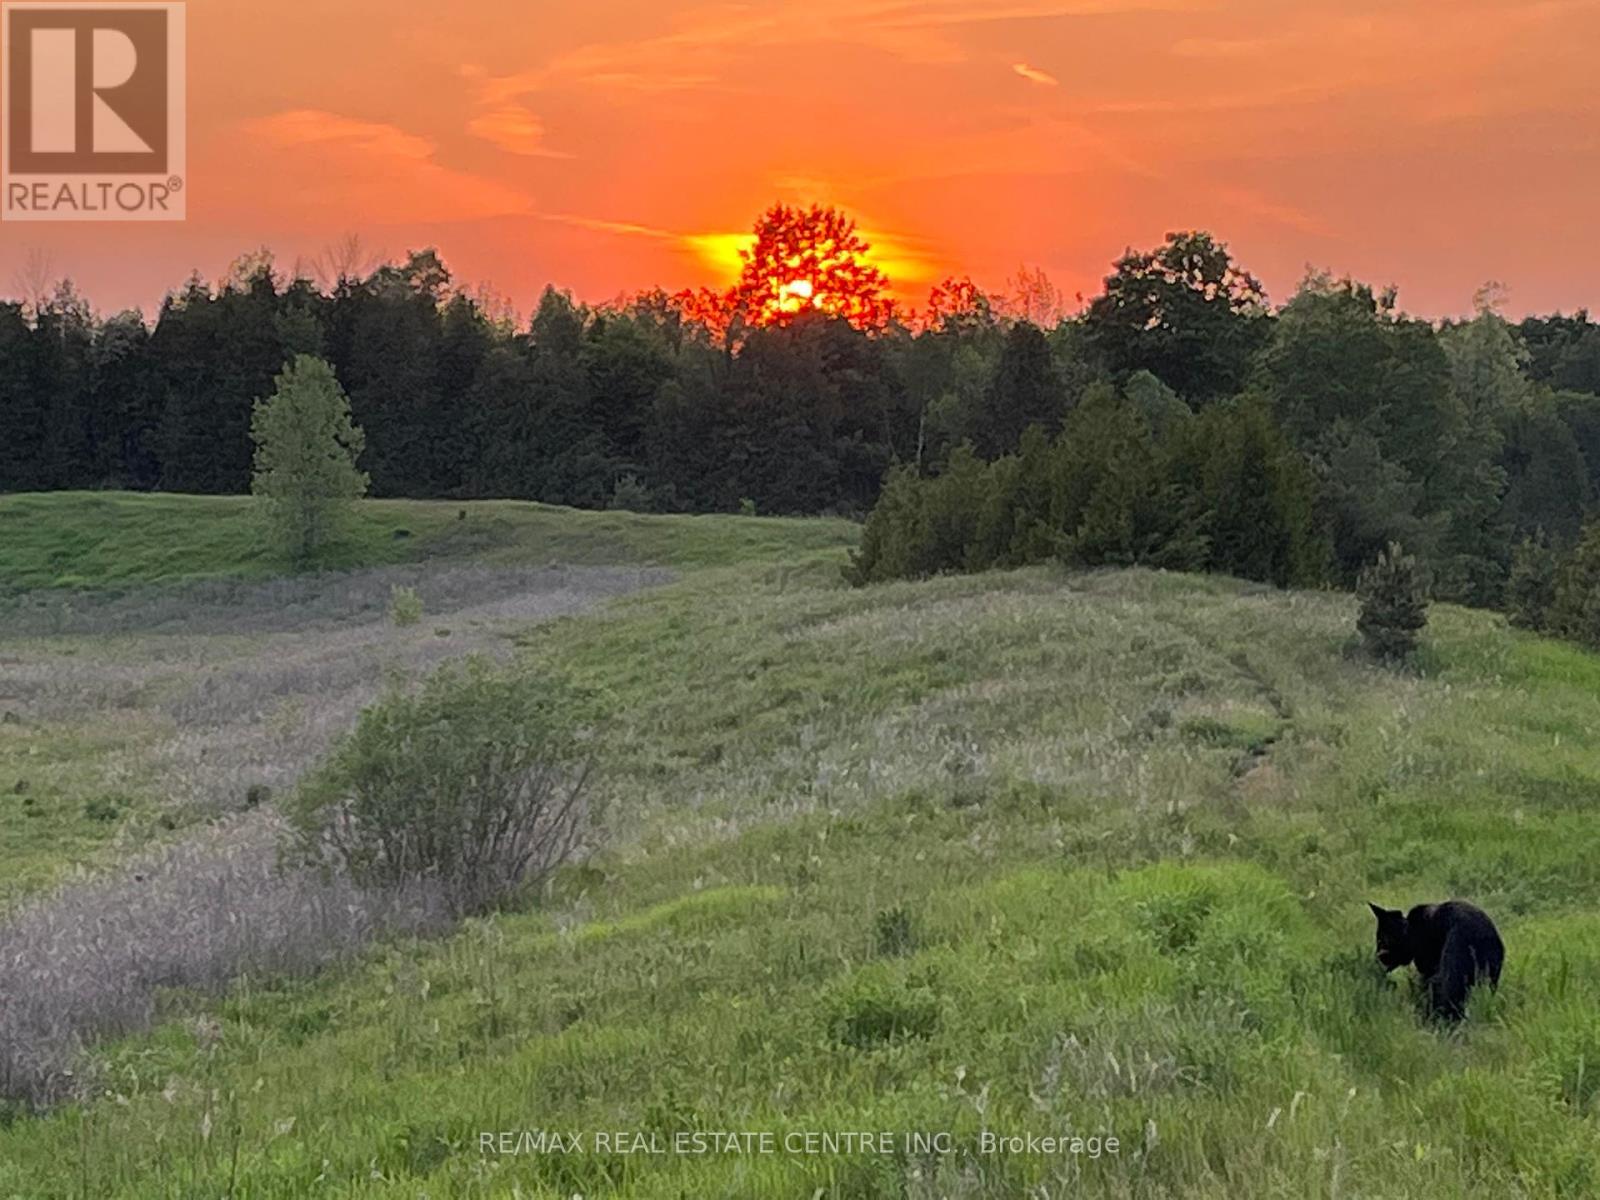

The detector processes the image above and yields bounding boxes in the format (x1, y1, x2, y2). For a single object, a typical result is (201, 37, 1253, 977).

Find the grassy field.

(0, 491, 858, 592)
(0, 492, 853, 901)
(2, 495, 1600, 1197)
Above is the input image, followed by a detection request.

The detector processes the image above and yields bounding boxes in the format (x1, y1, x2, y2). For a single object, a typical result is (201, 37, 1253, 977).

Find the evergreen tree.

(1549, 519, 1600, 648)
(1554, 390, 1600, 499)
(1497, 399, 1590, 546)
(1053, 385, 1181, 568)
(250, 355, 368, 564)
(338, 252, 448, 497)
(1356, 542, 1429, 662)
(1123, 370, 1191, 445)
(845, 465, 929, 585)
(977, 321, 1065, 459)
(90, 311, 161, 488)
(973, 424, 1059, 567)
(31, 284, 97, 489)
(1172, 398, 1325, 587)
(1506, 532, 1558, 631)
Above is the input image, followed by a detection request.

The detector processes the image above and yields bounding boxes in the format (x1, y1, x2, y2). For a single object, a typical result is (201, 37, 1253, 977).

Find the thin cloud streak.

(467, 104, 573, 158)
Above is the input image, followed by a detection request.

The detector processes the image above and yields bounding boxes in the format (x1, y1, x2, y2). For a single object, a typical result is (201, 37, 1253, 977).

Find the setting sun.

(779, 278, 816, 312)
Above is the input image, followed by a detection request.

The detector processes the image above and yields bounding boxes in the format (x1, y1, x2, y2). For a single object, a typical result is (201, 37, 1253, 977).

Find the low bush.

(284, 657, 600, 916)
(387, 584, 423, 627)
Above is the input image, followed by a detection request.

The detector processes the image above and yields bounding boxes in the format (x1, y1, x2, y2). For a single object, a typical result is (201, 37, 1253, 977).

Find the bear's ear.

(1368, 901, 1395, 920)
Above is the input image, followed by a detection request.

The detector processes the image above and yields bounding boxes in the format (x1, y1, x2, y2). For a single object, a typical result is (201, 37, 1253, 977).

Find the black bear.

(1368, 899, 1504, 1021)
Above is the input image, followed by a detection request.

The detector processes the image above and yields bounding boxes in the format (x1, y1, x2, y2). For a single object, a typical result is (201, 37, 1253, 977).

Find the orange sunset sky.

(2, 0, 1598, 319)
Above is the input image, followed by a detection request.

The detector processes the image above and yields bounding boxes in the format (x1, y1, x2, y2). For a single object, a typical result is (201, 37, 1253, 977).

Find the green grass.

(0, 491, 858, 591)
(0, 714, 164, 905)
(2, 499, 1600, 1196)
(0, 493, 856, 903)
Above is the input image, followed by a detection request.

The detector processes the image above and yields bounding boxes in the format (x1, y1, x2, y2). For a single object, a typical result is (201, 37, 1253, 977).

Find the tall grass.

(0, 813, 447, 1110)
(0, 564, 664, 898)
(3, 562, 1600, 1195)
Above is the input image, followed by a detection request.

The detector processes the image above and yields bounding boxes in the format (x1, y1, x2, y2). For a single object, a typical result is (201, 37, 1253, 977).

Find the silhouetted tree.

(1084, 231, 1269, 406)
(731, 204, 893, 331)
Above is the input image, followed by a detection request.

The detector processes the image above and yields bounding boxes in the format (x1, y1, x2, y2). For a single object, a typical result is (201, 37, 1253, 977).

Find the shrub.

(1356, 541, 1428, 662)
(387, 584, 423, 627)
(1506, 532, 1558, 631)
(285, 658, 599, 916)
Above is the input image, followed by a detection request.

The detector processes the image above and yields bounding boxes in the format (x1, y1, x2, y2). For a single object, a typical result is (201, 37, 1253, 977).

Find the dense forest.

(4, 211, 1600, 621)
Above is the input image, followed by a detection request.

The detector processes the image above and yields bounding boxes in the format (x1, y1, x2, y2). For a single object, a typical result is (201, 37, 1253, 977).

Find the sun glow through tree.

(730, 203, 894, 330)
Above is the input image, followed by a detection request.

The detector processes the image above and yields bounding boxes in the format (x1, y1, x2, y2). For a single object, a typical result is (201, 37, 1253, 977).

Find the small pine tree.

(250, 355, 368, 565)
(1356, 541, 1428, 662)
(1505, 531, 1558, 631)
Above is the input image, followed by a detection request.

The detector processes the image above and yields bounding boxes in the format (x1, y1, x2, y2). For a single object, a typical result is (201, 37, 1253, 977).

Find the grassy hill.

(0, 493, 853, 901)
(2, 497, 1600, 1197)
(0, 491, 859, 591)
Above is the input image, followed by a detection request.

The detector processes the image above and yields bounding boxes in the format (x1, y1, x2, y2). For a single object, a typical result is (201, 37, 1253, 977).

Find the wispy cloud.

(467, 103, 571, 157)
(471, 0, 1208, 109)
(1013, 61, 1059, 86)
(249, 110, 436, 159)
(538, 213, 680, 240)
(244, 110, 534, 222)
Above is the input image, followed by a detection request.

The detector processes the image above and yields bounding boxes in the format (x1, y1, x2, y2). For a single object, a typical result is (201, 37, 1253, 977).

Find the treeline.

(1506, 520, 1600, 650)
(0, 244, 907, 515)
(3, 226, 1600, 614)
(849, 242, 1600, 613)
(849, 387, 1324, 589)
